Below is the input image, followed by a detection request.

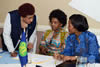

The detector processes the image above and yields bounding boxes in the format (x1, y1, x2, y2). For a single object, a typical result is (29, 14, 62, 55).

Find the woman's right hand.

(39, 46, 48, 54)
(53, 53, 63, 60)
(10, 51, 17, 57)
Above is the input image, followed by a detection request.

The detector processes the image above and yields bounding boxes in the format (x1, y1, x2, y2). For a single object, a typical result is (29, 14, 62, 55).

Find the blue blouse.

(61, 31, 100, 63)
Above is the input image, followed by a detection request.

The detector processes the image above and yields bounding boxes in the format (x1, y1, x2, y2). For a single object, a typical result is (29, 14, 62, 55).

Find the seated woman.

(39, 9, 68, 56)
(55, 14, 100, 63)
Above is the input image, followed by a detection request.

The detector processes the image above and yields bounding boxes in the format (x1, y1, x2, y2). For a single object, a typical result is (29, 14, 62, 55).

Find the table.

(0, 51, 63, 67)
(0, 51, 100, 67)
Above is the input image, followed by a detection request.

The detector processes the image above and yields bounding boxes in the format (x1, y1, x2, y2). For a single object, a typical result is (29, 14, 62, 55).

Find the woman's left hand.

(63, 56, 71, 61)
(53, 53, 60, 60)
(27, 43, 33, 51)
(70, 56, 77, 61)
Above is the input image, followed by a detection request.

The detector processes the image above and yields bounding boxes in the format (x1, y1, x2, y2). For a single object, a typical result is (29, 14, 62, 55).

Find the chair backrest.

(36, 31, 43, 53)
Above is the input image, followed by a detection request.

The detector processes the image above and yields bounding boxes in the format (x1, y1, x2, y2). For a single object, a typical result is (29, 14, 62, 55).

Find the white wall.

(0, 0, 100, 29)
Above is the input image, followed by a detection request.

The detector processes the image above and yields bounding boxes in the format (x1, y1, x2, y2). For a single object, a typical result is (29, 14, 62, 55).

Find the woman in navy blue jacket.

(2, 3, 37, 57)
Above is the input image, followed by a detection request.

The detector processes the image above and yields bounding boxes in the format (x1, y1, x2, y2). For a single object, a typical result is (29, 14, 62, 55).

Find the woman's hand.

(39, 46, 48, 54)
(27, 43, 33, 51)
(10, 51, 17, 57)
(70, 56, 77, 61)
(63, 56, 71, 61)
(53, 53, 64, 60)
(53, 53, 60, 60)
(63, 56, 77, 61)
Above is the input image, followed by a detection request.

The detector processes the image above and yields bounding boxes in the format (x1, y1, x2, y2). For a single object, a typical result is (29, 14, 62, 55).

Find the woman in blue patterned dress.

(54, 14, 100, 63)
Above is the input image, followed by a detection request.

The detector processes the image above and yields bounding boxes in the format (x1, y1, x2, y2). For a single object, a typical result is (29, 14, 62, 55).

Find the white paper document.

(28, 53, 63, 67)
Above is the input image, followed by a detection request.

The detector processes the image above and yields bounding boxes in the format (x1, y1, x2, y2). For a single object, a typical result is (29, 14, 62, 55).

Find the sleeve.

(28, 27, 37, 53)
(63, 32, 69, 48)
(3, 13, 14, 52)
(88, 34, 99, 63)
(60, 36, 73, 56)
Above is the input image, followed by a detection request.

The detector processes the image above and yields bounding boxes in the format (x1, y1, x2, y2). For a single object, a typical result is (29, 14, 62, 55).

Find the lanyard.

(14, 29, 28, 51)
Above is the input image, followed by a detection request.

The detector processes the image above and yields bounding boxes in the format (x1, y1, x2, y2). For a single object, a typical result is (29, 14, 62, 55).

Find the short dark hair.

(49, 9, 67, 27)
(18, 3, 35, 17)
(69, 14, 89, 32)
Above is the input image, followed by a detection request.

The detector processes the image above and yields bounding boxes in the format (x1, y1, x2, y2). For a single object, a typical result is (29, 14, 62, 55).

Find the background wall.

(0, 0, 100, 29)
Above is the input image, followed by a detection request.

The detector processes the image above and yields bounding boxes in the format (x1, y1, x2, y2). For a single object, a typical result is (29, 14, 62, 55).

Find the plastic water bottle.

(87, 55, 95, 67)
(87, 63, 95, 67)
(76, 56, 87, 67)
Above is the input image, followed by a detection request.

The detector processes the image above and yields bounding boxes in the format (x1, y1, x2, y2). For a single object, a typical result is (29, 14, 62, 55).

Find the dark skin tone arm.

(39, 46, 48, 55)
(10, 51, 17, 57)
(10, 43, 33, 57)
(53, 53, 77, 61)
(27, 43, 33, 51)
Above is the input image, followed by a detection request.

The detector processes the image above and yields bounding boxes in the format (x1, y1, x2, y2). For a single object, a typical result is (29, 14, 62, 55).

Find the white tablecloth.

(0, 52, 63, 67)
(0, 51, 100, 67)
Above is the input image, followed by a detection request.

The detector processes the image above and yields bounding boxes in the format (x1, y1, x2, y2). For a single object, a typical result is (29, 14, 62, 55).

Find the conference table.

(0, 49, 64, 67)
(0, 49, 100, 67)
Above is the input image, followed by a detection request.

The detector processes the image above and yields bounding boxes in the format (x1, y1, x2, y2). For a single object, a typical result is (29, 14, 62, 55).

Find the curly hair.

(18, 3, 35, 17)
(49, 9, 67, 27)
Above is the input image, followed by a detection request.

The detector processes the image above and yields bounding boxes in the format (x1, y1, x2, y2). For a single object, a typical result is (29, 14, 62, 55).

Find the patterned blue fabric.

(61, 31, 100, 63)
